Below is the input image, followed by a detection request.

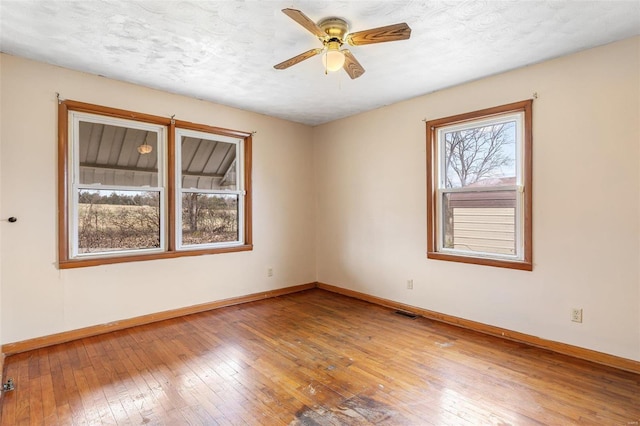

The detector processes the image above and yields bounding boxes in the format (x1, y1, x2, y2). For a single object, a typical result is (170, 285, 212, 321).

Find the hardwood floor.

(1, 288, 639, 425)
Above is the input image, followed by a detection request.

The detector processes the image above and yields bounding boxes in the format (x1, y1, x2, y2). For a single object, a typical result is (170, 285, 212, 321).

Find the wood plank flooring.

(1, 288, 639, 425)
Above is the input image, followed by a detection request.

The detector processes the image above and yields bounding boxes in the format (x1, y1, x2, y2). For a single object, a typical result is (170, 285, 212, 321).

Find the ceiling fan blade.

(346, 22, 411, 46)
(342, 50, 365, 79)
(274, 48, 323, 70)
(282, 8, 326, 39)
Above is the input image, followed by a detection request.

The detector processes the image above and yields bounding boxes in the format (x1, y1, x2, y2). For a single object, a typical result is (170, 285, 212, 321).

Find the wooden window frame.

(426, 100, 532, 271)
(58, 100, 253, 269)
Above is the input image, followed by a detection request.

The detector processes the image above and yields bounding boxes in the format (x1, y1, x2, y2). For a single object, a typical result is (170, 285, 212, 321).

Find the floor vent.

(395, 310, 418, 319)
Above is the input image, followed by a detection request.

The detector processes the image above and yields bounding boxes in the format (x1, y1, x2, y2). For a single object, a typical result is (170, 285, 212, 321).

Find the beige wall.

(0, 54, 316, 344)
(1, 37, 639, 363)
(314, 37, 640, 361)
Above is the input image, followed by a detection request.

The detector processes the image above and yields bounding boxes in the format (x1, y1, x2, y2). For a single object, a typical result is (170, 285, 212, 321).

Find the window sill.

(427, 251, 532, 271)
(59, 244, 253, 269)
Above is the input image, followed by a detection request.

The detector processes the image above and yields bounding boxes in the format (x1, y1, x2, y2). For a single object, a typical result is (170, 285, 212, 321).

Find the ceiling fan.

(274, 8, 411, 79)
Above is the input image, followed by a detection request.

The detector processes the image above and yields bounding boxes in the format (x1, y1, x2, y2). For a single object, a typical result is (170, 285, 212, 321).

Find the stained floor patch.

(291, 395, 411, 425)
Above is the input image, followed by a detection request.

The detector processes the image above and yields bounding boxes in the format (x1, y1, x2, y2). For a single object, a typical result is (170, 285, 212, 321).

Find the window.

(175, 128, 244, 249)
(58, 100, 252, 268)
(426, 100, 532, 270)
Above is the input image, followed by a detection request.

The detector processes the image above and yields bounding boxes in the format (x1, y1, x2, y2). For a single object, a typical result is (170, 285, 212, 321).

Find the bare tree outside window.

(444, 122, 516, 188)
(181, 193, 238, 245)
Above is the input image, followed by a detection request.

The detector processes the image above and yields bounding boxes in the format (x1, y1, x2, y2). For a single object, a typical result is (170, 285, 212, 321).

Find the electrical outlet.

(571, 308, 583, 323)
(406, 279, 413, 290)
(267, 267, 273, 277)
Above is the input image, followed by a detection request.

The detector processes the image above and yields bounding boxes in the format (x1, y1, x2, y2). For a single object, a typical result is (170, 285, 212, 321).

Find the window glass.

(442, 191, 516, 256)
(180, 136, 237, 191)
(79, 121, 159, 187)
(442, 121, 516, 189)
(181, 193, 239, 246)
(77, 189, 161, 253)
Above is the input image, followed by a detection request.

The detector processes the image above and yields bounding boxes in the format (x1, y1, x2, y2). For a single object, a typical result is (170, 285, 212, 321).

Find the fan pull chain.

(324, 52, 328, 75)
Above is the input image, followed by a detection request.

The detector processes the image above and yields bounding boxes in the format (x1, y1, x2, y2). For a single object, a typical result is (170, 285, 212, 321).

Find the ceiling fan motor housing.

(318, 17, 349, 42)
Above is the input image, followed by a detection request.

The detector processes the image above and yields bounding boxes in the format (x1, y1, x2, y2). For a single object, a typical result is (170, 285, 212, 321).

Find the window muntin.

(175, 128, 244, 249)
(70, 112, 166, 258)
(427, 100, 532, 270)
(59, 100, 253, 268)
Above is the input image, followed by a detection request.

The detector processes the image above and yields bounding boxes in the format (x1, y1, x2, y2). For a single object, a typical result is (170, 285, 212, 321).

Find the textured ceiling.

(1, 1, 639, 126)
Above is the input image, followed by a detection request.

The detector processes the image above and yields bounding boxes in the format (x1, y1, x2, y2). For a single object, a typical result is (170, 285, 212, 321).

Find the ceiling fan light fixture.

(322, 50, 345, 72)
(322, 41, 345, 72)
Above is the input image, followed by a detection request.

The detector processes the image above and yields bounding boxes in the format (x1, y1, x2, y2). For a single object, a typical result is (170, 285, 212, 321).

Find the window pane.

(79, 121, 159, 187)
(181, 193, 238, 245)
(77, 189, 160, 254)
(442, 191, 516, 256)
(181, 136, 237, 190)
(443, 121, 516, 189)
